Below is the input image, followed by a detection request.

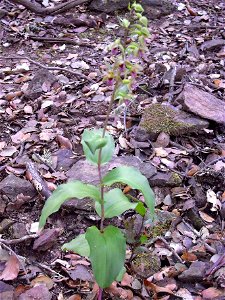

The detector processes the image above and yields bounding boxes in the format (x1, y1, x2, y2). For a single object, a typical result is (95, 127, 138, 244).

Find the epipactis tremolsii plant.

(38, 2, 155, 298)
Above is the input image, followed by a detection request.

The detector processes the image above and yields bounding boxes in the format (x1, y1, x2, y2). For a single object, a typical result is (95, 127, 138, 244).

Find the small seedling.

(38, 3, 154, 298)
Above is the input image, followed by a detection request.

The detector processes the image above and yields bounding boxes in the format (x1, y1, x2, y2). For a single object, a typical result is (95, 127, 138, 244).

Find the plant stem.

(98, 287, 103, 300)
(98, 82, 119, 232)
(98, 148, 105, 232)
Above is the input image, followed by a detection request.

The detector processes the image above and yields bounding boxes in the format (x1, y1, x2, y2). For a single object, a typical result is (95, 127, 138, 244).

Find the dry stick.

(26, 161, 52, 199)
(194, 156, 225, 176)
(168, 65, 177, 103)
(29, 35, 93, 48)
(146, 236, 184, 264)
(0, 234, 38, 245)
(0, 56, 95, 82)
(8, 0, 89, 15)
(0, 241, 31, 284)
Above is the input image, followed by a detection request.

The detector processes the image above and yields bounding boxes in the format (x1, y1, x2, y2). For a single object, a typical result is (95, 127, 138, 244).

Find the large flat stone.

(66, 156, 156, 185)
(89, 0, 176, 17)
(0, 174, 36, 200)
(139, 103, 209, 137)
(176, 84, 225, 124)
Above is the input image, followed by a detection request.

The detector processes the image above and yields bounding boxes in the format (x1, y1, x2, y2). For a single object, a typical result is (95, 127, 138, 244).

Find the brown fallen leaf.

(56, 135, 73, 150)
(201, 287, 224, 299)
(31, 275, 54, 290)
(144, 280, 174, 295)
(0, 255, 20, 281)
(5, 91, 23, 101)
(181, 251, 198, 262)
(106, 282, 133, 299)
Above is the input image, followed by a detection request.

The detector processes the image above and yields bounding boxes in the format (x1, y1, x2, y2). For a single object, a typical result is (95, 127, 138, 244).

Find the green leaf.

(102, 166, 155, 218)
(120, 18, 130, 28)
(86, 225, 126, 288)
(139, 16, 148, 27)
(81, 129, 115, 165)
(140, 27, 150, 37)
(62, 234, 90, 257)
(116, 266, 126, 281)
(85, 136, 108, 155)
(115, 84, 129, 101)
(135, 202, 147, 217)
(132, 3, 144, 13)
(39, 181, 101, 229)
(95, 188, 137, 218)
(140, 234, 148, 244)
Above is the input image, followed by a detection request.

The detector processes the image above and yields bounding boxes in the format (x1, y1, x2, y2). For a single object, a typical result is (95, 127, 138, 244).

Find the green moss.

(132, 252, 161, 277)
(170, 172, 182, 185)
(140, 104, 192, 136)
(147, 209, 177, 239)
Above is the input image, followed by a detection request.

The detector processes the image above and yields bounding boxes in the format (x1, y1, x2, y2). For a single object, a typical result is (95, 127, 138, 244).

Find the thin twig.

(0, 234, 38, 245)
(0, 241, 30, 284)
(0, 56, 95, 82)
(194, 156, 225, 176)
(29, 35, 93, 48)
(146, 236, 184, 264)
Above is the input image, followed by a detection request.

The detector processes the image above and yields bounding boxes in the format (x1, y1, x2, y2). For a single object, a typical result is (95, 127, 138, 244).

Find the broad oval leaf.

(84, 136, 107, 155)
(86, 225, 126, 288)
(102, 166, 155, 218)
(62, 234, 90, 257)
(95, 188, 137, 218)
(39, 181, 101, 229)
(81, 129, 115, 165)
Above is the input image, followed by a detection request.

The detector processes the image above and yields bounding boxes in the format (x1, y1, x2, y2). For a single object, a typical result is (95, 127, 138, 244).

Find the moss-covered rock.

(139, 104, 209, 136)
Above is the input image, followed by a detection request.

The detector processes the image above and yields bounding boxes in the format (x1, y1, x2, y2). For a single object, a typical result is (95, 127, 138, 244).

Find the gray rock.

(11, 223, 28, 239)
(130, 126, 151, 142)
(0, 174, 36, 200)
(176, 84, 225, 124)
(150, 172, 182, 187)
(139, 103, 209, 137)
(178, 261, 208, 282)
(0, 9, 7, 19)
(54, 149, 76, 171)
(0, 281, 14, 300)
(89, 0, 176, 17)
(33, 228, 61, 251)
(67, 156, 156, 185)
(89, 0, 129, 12)
(24, 69, 58, 100)
(65, 156, 156, 211)
(18, 285, 52, 300)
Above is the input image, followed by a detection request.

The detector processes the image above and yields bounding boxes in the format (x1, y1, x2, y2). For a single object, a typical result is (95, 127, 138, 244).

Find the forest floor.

(0, 0, 225, 299)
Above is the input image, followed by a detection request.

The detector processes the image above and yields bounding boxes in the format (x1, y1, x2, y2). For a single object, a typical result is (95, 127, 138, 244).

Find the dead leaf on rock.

(181, 251, 197, 262)
(39, 129, 56, 141)
(0, 255, 20, 281)
(201, 287, 224, 299)
(121, 272, 133, 287)
(24, 105, 33, 114)
(11, 131, 31, 144)
(57, 135, 73, 150)
(67, 295, 81, 300)
(106, 282, 133, 300)
(206, 189, 221, 212)
(144, 280, 174, 295)
(66, 265, 93, 282)
(155, 147, 168, 158)
(0, 141, 6, 151)
(0, 146, 18, 157)
(31, 275, 54, 290)
(18, 285, 52, 300)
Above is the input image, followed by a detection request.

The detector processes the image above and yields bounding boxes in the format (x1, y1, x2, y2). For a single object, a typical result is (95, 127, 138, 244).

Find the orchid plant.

(38, 3, 154, 298)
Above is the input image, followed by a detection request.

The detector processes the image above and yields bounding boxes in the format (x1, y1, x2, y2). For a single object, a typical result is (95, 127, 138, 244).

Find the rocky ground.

(0, 0, 225, 299)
